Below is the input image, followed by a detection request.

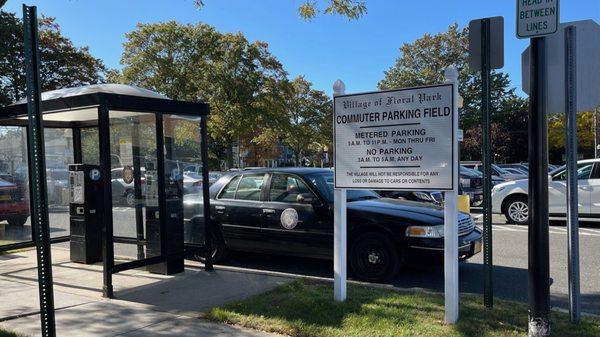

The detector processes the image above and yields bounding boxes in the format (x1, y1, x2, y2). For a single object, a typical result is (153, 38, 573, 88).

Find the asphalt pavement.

(2, 205, 600, 316)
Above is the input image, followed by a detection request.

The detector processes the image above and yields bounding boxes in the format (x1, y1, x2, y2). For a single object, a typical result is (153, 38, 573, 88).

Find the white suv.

(492, 159, 600, 224)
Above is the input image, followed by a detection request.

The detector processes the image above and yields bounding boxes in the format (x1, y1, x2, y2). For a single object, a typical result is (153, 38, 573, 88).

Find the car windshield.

(306, 172, 380, 203)
(491, 164, 509, 175)
(185, 172, 202, 179)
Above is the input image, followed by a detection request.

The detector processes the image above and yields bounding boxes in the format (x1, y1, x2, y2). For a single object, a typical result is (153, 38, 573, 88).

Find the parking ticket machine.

(68, 164, 103, 264)
(145, 162, 185, 274)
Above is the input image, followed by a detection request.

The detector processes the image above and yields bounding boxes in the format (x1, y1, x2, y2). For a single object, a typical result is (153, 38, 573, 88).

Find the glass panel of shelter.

(108, 110, 158, 264)
(0, 126, 31, 244)
(162, 114, 205, 250)
(44, 128, 74, 239)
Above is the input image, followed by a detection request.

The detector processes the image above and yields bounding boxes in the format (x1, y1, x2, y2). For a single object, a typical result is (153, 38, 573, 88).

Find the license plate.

(0, 195, 11, 201)
(473, 240, 482, 254)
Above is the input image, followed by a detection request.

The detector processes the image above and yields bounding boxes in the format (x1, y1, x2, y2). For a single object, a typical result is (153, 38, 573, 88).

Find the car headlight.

(412, 191, 433, 201)
(460, 178, 471, 188)
(406, 225, 444, 238)
(492, 185, 506, 193)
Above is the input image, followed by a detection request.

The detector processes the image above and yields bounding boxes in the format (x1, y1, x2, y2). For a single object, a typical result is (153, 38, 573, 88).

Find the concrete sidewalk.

(0, 247, 287, 337)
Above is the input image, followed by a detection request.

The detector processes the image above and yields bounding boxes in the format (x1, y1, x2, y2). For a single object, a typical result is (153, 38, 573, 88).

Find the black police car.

(184, 167, 482, 282)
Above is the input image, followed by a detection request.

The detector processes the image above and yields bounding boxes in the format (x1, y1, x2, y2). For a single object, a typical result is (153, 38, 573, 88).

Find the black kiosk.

(68, 164, 103, 264)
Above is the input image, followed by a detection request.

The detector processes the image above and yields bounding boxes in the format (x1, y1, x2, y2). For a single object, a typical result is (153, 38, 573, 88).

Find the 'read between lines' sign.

(334, 84, 455, 191)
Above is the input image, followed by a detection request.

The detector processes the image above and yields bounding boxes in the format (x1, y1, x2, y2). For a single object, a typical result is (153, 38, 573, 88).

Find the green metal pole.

(481, 18, 494, 309)
(23, 5, 56, 337)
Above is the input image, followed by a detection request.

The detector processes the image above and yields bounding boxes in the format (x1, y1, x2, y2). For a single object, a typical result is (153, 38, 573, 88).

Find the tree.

(0, 11, 106, 106)
(548, 111, 596, 163)
(462, 123, 510, 162)
(279, 76, 332, 166)
(378, 23, 529, 163)
(116, 21, 288, 168)
(194, 0, 367, 20)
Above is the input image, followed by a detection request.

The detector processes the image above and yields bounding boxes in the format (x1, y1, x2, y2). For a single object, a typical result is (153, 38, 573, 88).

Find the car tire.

(349, 231, 401, 283)
(504, 196, 528, 225)
(7, 216, 28, 227)
(125, 190, 136, 207)
(197, 229, 228, 264)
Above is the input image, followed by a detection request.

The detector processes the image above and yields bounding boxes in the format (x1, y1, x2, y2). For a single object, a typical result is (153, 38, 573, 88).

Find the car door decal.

(280, 208, 299, 229)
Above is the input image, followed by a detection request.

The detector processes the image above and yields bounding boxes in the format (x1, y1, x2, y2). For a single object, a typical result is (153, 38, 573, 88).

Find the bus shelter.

(0, 84, 212, 298)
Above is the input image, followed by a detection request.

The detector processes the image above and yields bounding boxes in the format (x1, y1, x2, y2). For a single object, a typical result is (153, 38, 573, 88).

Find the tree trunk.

(226, 138, 234, 169)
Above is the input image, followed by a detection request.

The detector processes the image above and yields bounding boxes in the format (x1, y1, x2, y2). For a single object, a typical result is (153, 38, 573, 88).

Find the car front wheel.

(196, 229, 228, 264)
(504, 197, 528, 225)
(7, 216, 28, 227)
(350, 231, 401, 283)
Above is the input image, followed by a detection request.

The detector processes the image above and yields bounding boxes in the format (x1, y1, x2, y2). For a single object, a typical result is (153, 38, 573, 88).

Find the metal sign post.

(528, 36, 551, 337)
(517, 1, 559, 335)
(23, 5, 57, 337)
(332, 80, 347, 302)
(469, 16, 504, 310)
(521, 19, 600, 325)
(564, 25, 580, 324)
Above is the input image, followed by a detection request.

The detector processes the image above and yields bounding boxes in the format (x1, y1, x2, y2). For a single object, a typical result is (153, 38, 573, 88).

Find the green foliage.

(378, 24, 529, 162)
(548, 111, 597, 162)
(299, 0, 367, 20)
(0, 11, 106, 106)
(193, 0, 366, 20)
(118, 21, 290, 167)
(207, 279, 600, 337)
(279, 76, 332, 165)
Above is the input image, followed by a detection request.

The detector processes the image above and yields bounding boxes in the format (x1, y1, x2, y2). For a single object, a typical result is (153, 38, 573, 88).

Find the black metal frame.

(0, 89, 212, 300)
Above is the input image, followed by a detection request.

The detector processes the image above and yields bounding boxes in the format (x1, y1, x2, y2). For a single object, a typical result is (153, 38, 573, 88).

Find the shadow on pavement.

(218, 251, 600, 315)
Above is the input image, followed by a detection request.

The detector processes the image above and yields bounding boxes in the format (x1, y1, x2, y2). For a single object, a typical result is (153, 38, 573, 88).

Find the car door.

(587, 163, 600, 216)
(260, 173, 331, 258)
(213, 173, 267, 250)
(548, 163, 593, 215)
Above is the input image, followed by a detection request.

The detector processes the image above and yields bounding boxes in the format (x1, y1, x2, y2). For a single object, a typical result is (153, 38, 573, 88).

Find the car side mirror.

(296, 193, 316, 204)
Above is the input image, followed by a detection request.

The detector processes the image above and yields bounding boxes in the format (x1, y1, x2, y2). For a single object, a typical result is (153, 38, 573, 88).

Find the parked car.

(492, 159, 600, 224)
(0, 177, 29, 226)
(111, 167, 146, 206)
(459, 166, 484, 206)
(377, 190, 444, 205)
(462, 161, 527, 182)
(183, 165, 223, 186)
(502, 167, 528, 175)
(184, 167, 482, 282)
(499, 163, 529, 174)
(46, 168, 69, 205)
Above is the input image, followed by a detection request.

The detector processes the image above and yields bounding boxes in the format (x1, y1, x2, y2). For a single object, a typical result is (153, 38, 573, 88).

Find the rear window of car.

(235, 174, 265, 201)
(218, 175, 241, 199)
(218, 174, 265, 201)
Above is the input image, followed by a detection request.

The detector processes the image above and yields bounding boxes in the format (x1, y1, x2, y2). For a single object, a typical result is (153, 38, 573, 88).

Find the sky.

(3, 0, 600, 96)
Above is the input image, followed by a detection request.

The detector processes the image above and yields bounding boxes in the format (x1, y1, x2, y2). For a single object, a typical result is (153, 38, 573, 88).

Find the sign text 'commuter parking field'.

(334, 84, 455, 190)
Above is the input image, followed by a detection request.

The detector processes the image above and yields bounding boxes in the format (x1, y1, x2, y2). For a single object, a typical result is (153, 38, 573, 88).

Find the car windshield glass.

(185, 172, 202, 179)
(491, 164, 509, 175)
(307, 172, 380, 202)
(552, 163, 594, 181)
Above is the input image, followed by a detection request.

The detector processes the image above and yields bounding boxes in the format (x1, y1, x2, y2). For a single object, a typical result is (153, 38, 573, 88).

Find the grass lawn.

(207, 279, 600, 337)
(0, 329, 22, 337)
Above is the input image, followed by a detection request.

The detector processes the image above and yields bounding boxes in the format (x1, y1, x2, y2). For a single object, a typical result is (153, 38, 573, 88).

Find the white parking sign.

(333, 84, 455, 191)
(517, 0, 559, 39)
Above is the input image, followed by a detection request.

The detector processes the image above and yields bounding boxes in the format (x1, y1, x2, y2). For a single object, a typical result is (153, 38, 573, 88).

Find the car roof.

(227, 167, 332, 175)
